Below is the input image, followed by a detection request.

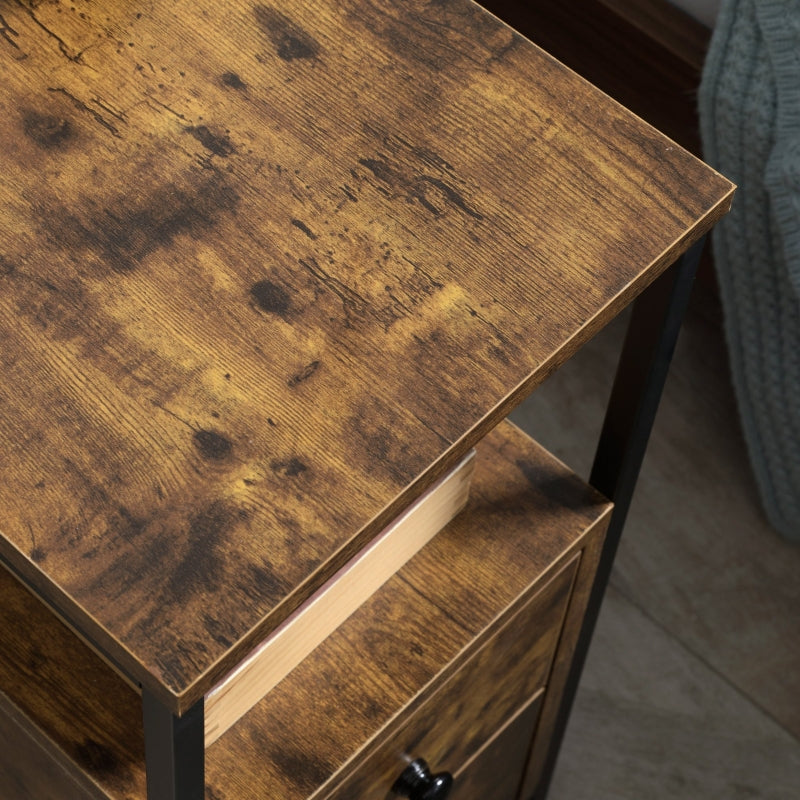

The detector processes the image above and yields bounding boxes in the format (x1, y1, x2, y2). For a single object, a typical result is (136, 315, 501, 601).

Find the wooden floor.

(511, 284, 800, 798)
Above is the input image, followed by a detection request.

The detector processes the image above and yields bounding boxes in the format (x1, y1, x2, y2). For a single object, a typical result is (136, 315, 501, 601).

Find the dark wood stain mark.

(417, 175, 483, 219)
(247, 562, 290, 598)
(358, 158, 482, 220)
(74, 738, 120, 776)
(298, 256, 370, 323)
(270, 457, 308, 477)
(202, 612, 237, 649)
(347, 404, 428, 486)
(253, 5, 321, 61)
(193, 429, 233, 460)
(489, 343, 511, 365)
(291, 218, 317, 239)
(187, 125, 235, 157)
(62, 457, 111, 508)
(358, 157, 400, 185)
(7, 270, 91, 342)
(362, 697, 384, 721)
(515, 458, 549, 489)
(73, 506, 161, 600)
(21, 109, 73, 149)
(47, 87, 121, 138)
(404, 140, 455, 173)
(250, 279, 291, 316)
(220, 71, 247, 90)
(288, 359, 319, 388)
(264, 744, 330, 792)
(0, 12, 21, 50)
(0, 255, 15, 276)
(171, 501, 237, 596)
(30, 546, 46, 563)
(116, 506, 148, 542)
(515, 460, 593, 512)
(41, 172, 239, 274)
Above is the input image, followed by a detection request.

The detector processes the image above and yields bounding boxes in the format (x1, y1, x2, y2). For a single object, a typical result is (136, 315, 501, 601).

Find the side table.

(0, 1, 733, 798)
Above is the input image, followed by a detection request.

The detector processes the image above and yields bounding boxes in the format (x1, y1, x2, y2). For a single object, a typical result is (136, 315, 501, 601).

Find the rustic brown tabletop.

(0, 0, 731, 724)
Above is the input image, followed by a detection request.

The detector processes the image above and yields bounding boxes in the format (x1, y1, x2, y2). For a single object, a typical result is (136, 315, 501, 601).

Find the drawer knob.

(392, 758, 454, 799)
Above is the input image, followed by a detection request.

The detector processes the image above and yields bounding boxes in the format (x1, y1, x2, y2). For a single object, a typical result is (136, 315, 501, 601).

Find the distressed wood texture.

(0, 0, 733, 711)
(323, 560, 576, 800)
(0, 564, 143, 800)
(450, 694, 544, 800)
(203, 449, 475, 746)
(204, 422, 609, 800)
(481, 0, 712, 155)
(0, 422, 610, 800)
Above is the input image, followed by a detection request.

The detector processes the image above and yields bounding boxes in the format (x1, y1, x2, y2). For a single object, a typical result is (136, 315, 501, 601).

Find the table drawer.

(451, 692, 544, 800)
(324, 557, 577, 800)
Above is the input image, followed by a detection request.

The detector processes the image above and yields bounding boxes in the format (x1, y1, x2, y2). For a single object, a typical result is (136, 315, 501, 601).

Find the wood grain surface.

(450, 693, 544, 800)
(0, 0, 733, 710)
(204, 450, 475, 746)
(481, 0, 712, 156)
(0, 565, 143, 800)
(324, 559, 576, 799)
(207, 423, 609, 800)
(0, 693, 106, 800)
(0, 422, 610, 799)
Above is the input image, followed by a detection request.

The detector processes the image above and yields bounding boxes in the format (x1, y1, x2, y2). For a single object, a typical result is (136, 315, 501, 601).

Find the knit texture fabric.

(699, 0, 800, 541)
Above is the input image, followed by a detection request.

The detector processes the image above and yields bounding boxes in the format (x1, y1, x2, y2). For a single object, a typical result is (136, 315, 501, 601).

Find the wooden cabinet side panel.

(0, 566, 145, 799)
(518, 519, 608, 798)
(0, 693, 109, 800)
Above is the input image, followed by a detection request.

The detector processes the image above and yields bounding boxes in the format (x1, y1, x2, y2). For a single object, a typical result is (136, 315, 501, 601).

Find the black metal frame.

(531, 238, 706, 799)
(142, 691, 205, 800)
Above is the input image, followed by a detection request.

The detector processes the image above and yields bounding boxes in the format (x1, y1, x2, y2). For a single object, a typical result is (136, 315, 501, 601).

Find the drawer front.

(451, 692, 544, 800)
(325, 556, 578, 800)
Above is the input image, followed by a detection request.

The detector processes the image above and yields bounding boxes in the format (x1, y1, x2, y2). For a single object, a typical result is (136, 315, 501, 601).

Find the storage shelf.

(0, 422, 610, 799)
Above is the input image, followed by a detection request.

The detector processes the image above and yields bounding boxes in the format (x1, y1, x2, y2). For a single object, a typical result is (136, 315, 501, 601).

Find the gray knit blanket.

(699, 0, 800, 541)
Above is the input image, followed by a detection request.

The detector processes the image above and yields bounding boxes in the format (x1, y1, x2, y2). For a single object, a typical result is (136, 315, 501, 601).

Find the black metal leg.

(531, 237, 705, 799)
(143, 690, 205, 800)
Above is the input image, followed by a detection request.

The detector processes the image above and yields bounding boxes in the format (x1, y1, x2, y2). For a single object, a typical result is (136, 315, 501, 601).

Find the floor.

(510, 282, 800, 798)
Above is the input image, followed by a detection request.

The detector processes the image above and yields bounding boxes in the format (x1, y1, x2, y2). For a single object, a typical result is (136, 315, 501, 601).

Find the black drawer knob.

(392, 758, 454, 799)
